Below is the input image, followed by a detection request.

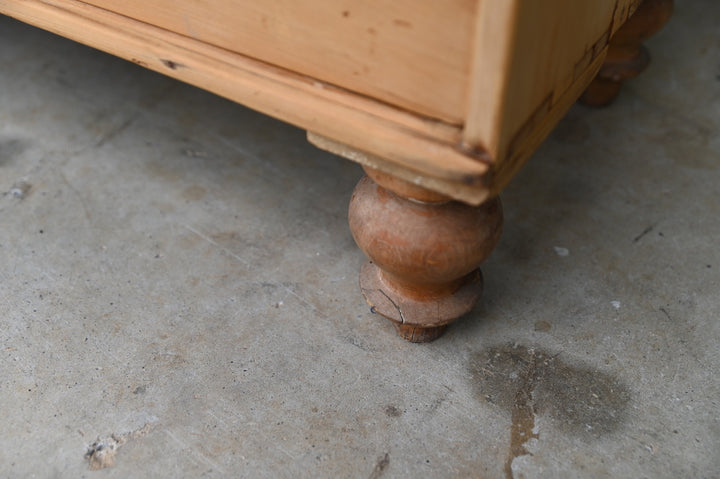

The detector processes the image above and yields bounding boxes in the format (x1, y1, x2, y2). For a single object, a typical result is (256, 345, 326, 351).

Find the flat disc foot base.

(359, 261, 483, 342)
(392, 323, 448, 343)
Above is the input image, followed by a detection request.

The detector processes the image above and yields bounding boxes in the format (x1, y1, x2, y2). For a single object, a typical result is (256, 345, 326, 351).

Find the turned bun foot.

(348, 169, 502, 342)
(581, 45, 650, 107)
(580, 0, 673, 107)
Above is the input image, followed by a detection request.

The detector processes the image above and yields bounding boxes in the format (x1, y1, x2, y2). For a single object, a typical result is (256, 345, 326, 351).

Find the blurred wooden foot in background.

(580, 0, 673, 107)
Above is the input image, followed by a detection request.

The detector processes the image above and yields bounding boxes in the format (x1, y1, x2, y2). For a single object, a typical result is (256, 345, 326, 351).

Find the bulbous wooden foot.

(580, 0, 673, 107)
(348, 168, 503, 342)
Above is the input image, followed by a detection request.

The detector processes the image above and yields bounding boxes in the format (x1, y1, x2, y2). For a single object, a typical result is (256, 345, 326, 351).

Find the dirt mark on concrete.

(85, 423, 154, 470)
(469, 344, 630, 478)
(368, 452, 390, 479)
(7, 180, 32, 199)
(384, 405, 402, 417)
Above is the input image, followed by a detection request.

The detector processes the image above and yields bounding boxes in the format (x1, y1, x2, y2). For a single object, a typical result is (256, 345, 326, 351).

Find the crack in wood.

(377, 288, 405, 323)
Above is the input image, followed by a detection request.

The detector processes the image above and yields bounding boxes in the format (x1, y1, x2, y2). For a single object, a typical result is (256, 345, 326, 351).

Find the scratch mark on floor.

(180, 228, 321, 316)
(368, 453, 390, 479)
(58, 168, 91, 222)
(212, 132, 285, 178)
(95, 115, 137, 148)
(164, 428, 225, 473)
(181, 223, 251, 268)
(205, 406, 299, 461)
(280, 283, 320, 314)
(633, 224, 655, 243)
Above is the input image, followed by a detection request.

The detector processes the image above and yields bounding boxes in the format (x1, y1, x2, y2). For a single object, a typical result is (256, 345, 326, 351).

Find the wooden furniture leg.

(348, 167, 503, 342)
(580, 0, 673, 107)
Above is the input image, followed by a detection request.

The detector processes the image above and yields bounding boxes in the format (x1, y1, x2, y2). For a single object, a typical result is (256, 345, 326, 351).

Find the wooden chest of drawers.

(0, 0, 671, 341)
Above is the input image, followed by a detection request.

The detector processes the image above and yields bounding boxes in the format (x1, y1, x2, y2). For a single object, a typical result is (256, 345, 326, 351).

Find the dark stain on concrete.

(469, 344, 630, 478)
(181, 184, 207, 202)
(534, 320, 551, 332)
(384, 405, 402, 417)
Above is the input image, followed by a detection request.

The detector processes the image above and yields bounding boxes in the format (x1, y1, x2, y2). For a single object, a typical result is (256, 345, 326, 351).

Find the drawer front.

(83, 0, 476, 124)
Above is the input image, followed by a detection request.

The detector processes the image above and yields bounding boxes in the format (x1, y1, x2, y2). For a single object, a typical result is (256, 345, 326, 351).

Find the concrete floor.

(1, 3, 718, 478)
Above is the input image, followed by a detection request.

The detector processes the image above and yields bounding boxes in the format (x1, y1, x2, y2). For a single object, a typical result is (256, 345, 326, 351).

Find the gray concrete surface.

(1, 2, 718, 478)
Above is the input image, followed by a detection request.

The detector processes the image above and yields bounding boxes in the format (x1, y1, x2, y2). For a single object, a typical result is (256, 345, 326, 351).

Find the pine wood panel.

(81, 0, 476, 124)
(464, 0, 643, 193)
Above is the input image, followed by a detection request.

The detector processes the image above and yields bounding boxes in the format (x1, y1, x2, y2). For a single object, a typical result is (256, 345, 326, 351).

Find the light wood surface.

(464, 0, 643, 194)
(307, 133, 491, 204)
(82, 0, 476, 125)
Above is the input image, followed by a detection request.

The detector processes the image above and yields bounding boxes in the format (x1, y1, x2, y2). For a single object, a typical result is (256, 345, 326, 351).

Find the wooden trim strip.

(463, 0, 520, 159)
(308, 133, 491, 205)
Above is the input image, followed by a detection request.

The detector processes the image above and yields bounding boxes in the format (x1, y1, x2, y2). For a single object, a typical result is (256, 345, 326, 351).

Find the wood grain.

(464, 0, 643, 193)
(307, 133, 492, 205)
(81, 0, 476, 124)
